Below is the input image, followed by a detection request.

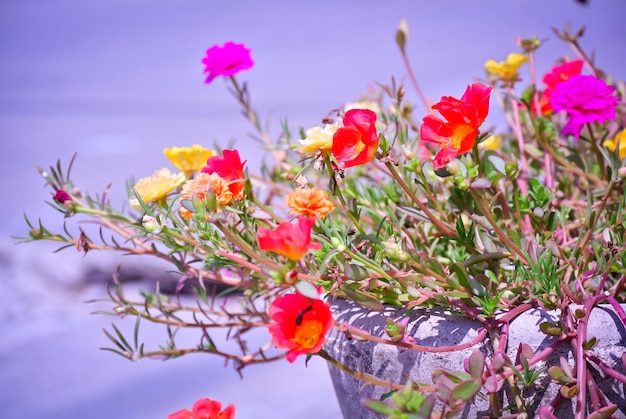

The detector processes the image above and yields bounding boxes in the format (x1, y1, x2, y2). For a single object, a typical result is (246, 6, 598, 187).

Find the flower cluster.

(23, 23, 626, 419)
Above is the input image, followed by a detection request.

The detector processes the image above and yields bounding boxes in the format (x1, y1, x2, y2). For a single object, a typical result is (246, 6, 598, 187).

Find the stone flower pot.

(324, 298, 626, 418)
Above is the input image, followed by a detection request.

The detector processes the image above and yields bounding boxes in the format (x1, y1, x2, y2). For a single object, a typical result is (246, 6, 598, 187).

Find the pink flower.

(53, 189, 72, 204)
(551, 74, 619, 138)
(168, 397, 236, 419)
(202, 42, 254, 84)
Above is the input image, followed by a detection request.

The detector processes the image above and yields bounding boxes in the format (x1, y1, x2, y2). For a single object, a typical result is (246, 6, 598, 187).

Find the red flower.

(201, 149, 247, 198)
(202, 42, 254, 84)
(332, 108, 378, 168)
(267, 290, 334, 362)
(168, 398, 236, 419)
(533, 59, 584, 115)
(420, 83, 492, 169)
(258, 217, 321, 261)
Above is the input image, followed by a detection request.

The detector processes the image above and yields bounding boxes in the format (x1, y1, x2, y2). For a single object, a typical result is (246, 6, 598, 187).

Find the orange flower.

(267, 290, 334, 363)
(332, 108, 379, 168)
(201, 149, 246, 198)
(168, 397, 236, 419)
(179, 172, 234, 220)
(258, 217, 321, 261)
(286, 187, 335, 219)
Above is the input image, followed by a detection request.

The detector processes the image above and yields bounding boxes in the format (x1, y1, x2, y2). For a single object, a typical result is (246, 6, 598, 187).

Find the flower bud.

(142, 215, 162, 234)
(446, 159, 462, 175)
(505, 158, 519, 179)
(618, 167, 626, 179)
(331, 237, 345, 252)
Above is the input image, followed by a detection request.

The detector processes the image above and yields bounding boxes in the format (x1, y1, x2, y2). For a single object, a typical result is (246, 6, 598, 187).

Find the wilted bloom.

(332, 109, 378, 168)
(201, 149, 247, 198)
(202, 41, 254, 84)
(53, 189, 72, 204)
(297, 124, 338, 156)
(604, 128, 626, 159)
(164, 145, 215, 176)
(168, 397, 236, 419)
(484, 53, 528, 80)
(286, 187, 335, 219)
(420, 83, 492, 169)
(534, 59, 584, 115)
(258, 217, 321, 261)
(551, 74, 619, 138)
(267, 290, 334, 362)
(179, 172, 234, 220)
(129, 168, 185, 210)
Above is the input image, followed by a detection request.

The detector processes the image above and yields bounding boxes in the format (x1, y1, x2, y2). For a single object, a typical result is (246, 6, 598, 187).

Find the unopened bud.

(285, 269, 298, 286)
(142, 215, 162, 234)
(618, 167, 626, 179)
(446, 160, 462, 176)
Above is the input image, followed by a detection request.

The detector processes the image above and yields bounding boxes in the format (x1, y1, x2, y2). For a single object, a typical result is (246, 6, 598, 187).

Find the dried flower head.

(129, 168, 185, 210)
(286, 187, 335, 219)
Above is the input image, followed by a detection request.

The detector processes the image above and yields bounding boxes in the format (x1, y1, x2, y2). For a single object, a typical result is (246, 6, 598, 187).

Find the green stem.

(587, 125, 608, 180)
(342, 248, 394, 282)
(385, 162, 456, 237)
(318, 350, 434, 393)
(469, 189, 530, 265)
(325, 158, 366, 235)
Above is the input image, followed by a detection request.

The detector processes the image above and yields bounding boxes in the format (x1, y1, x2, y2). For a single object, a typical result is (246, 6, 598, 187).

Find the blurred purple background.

(1, 0, 625, 418)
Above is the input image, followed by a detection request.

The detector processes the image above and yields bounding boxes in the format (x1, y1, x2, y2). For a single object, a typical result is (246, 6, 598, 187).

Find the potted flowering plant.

(21, 19, 626, 418)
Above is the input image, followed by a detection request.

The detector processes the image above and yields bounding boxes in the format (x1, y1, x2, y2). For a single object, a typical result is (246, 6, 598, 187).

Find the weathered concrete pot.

(324, 298, 626, 418)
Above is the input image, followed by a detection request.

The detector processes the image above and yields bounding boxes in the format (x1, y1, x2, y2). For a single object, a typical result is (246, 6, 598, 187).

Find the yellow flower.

(297, 124, 338, 156)
(178, 172, 234, 219)
(484, 53, 528, 80)
(480, 135, 502, 151)
(130, 168, 185, 209)
(286, 187, 335, 219)
(603, 128, 626, 159)
(163, 145, 215, 176)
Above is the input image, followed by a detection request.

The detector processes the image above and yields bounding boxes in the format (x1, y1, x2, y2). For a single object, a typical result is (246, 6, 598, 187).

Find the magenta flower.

(551, 74, 619, 138)
(53, 189, 72, 204)
(202, 42, 254, 84)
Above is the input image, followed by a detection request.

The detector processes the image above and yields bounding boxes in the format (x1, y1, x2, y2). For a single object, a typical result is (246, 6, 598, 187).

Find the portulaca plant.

(21, 20, 626, 419)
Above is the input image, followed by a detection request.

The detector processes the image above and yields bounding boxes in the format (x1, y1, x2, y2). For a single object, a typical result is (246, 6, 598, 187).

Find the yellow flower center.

(293, 320, 323, 349)
(449, 124, 475, 150)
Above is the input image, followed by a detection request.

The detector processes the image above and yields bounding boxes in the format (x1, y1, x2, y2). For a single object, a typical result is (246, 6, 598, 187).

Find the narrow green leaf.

(340, 285, 384, 311)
